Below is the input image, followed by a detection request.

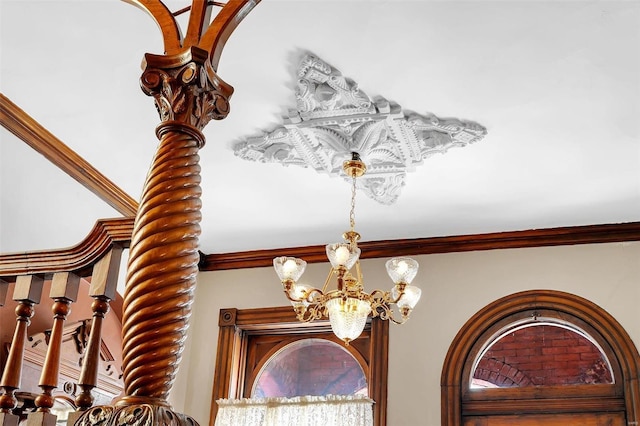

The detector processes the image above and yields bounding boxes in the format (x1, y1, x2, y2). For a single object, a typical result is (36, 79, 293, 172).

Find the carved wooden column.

(117, 47, 229, 410)
(74, 1, 259, 425)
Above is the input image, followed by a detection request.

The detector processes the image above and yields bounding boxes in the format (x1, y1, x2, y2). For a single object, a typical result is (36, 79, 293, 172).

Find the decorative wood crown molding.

(200, 221, 640, 271)
(233, 53, 487, 205)
(1, 219, 637, 277)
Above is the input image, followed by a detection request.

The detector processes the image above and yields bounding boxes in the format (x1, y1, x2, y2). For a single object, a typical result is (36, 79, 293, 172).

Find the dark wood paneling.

(463, 412, 626, 426)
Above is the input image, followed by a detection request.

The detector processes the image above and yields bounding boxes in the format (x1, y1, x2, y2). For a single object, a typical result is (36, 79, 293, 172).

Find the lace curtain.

(215, 394, 374, 426)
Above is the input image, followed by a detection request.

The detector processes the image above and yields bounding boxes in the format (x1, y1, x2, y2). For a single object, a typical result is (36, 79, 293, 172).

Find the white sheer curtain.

(215, 394, 374, 426)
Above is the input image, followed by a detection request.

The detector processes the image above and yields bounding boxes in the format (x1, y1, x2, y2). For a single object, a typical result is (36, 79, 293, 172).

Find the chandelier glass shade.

(273, 153, 422, 344)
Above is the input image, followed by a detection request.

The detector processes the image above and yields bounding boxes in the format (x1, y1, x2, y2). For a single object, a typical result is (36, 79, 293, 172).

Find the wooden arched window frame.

(441, 290, 640, 426)
(210, 306, 389, 426)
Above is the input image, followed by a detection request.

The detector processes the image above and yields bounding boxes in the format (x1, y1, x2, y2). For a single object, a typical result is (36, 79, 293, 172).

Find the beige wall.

(171, 241, 640, 426)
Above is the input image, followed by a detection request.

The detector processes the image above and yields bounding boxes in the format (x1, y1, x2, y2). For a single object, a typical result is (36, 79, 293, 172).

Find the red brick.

(553, 353, 581, 362)
(542, 346, 568, 355)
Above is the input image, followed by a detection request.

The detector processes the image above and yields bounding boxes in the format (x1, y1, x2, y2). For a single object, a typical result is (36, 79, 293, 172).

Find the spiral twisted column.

(120, 47, 232, 405)
(119, 121, 204, 404)
(75, 47, 233, 426)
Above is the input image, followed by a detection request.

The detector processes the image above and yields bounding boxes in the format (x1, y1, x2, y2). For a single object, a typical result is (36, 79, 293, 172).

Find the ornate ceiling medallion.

(233, 53, 487, 204)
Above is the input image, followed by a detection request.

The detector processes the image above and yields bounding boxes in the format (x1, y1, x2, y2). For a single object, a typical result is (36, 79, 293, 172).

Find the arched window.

(252, 338, 368, 398)
(212, 306, 389, 426)
(442, 290, 640, 426)
(471, 320, 614, 389)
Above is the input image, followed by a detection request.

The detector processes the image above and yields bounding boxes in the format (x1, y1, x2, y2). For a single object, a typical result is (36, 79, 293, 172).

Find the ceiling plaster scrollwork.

(233, 54, 487, 205)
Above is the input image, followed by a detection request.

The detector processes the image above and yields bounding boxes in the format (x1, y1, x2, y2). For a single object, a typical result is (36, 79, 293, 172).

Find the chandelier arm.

(389, 315, 407, 325)
(368, 291, 389, 319)
(304, 303, 326, 321)
(305, 288, 324, 303)
(282, 288, 300, 303)
(355, 260, 364, 284)
(389, 283, 408, 304)
(321, 269, 337, 294)
(369, 289, 387, 299)
(375, 303, 393, 321)
(297, 306, 316, 322)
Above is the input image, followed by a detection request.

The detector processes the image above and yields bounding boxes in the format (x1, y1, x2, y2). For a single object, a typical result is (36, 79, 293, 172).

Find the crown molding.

(200, 222, 640, 271)
(2, 220, 638, 277)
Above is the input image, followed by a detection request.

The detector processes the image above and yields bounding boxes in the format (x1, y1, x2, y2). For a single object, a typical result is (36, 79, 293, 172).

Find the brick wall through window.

(472, 323, 613, 387)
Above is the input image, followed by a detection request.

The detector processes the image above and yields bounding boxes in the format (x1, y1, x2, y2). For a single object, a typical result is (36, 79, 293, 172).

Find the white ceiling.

(1, 0, 639, 255)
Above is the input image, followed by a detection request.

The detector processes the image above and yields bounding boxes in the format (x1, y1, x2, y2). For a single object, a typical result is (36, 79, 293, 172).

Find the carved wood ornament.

(74, 1, 260, 425)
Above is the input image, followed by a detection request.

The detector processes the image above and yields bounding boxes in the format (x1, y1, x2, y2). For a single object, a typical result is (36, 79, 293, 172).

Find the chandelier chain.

(349, 173, 357, 233)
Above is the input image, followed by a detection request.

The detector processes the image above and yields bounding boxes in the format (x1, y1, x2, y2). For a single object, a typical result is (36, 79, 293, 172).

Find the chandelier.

(273, 153, 422, 345)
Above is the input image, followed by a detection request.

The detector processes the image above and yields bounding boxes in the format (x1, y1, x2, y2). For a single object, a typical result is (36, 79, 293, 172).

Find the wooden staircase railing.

(0, 218, 131, 425)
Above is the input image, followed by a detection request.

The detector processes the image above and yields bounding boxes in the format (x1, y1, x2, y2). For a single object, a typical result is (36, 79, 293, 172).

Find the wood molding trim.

(200, 221, 640, 271)
(0, 217, 133, 278)
(1, 220, 637, 278)
(440, 290, 640, 426)
(0, 94, 138, 217)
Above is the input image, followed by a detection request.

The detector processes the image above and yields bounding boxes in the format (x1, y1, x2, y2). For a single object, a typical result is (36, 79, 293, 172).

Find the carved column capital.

(140, 47, 234, 131)
(74, 404, 198, 426)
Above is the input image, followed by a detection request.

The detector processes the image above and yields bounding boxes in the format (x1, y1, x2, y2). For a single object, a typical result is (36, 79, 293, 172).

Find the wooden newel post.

(118, 47, 225, 405)
(73, 2, 260, 425)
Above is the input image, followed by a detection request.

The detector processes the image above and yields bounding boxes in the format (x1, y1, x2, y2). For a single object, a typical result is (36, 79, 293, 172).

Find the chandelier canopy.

(273, 153, 421, 344)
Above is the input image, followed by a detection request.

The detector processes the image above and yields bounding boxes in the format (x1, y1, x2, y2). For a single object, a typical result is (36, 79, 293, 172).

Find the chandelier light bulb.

(396, 260, 409, 276)
(289, 283, 312, 309)
(393, 285, 422, 310)
(326, 243, 360, 270)
(386, 257, 419, 285)
(326, 297, 372, 344)
(335, 246, 351, 266)
(273, 256, 307, 282)
(283, 258, 298, 277)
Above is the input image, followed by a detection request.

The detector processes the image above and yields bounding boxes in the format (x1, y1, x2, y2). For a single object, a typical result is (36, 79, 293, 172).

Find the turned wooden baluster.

(72, 247, 122, 415)
(26, 272, 80, 426)
(0, 275, 44, 426)
(0, 280, 14, 426)
(74, 2, 260, 424)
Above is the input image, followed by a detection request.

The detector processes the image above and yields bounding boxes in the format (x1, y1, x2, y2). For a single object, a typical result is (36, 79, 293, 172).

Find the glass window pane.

(471, 322, 613, 388)
(252, 338, 367, 398)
